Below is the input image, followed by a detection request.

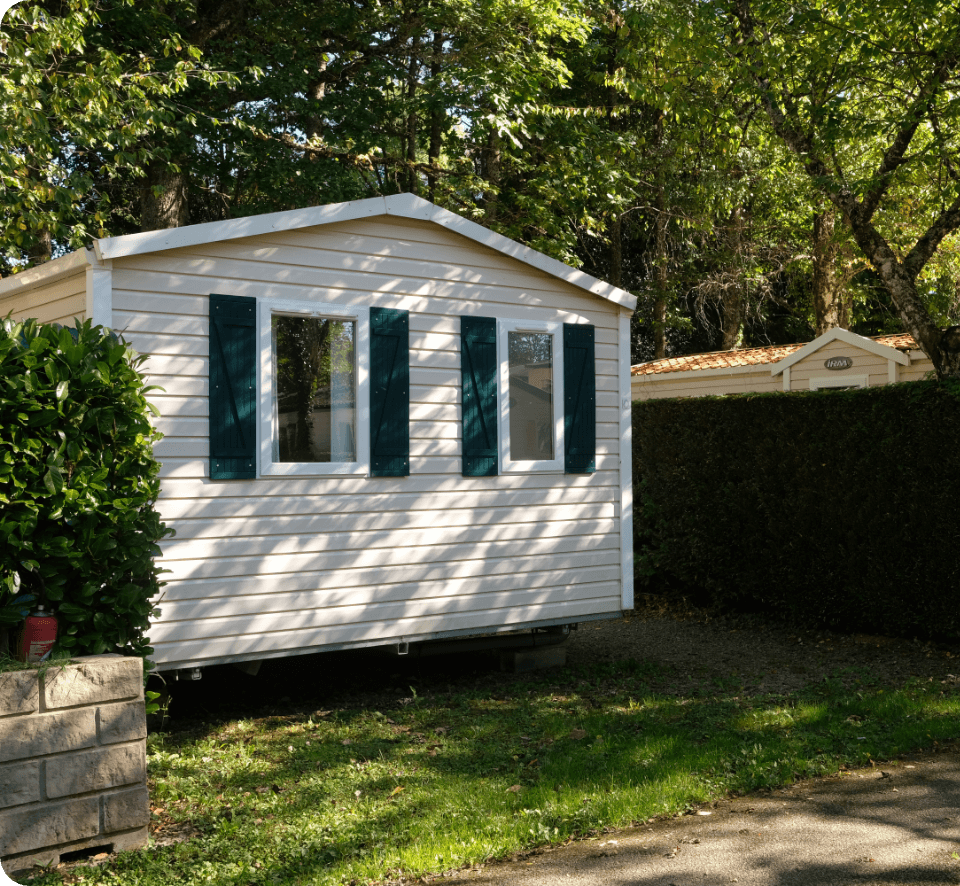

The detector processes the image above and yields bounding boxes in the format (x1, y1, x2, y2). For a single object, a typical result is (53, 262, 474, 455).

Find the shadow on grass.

(103, 648, 960, 886)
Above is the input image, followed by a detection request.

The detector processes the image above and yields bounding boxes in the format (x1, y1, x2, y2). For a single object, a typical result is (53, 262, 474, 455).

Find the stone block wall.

(0, 656, 149, 877)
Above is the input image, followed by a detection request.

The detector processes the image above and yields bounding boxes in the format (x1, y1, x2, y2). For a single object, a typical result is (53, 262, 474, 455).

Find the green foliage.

(0, 317, 173, 661)
(0, 0, 234, 265)
(633, 381, 960, 638)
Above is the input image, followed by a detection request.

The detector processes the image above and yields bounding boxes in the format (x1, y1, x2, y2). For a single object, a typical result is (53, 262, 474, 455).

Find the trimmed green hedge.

(0, 318, 172, 660)
(633, 380, 960, 639)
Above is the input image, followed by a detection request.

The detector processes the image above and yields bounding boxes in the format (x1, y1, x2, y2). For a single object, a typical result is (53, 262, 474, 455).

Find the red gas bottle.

(16, 605, 58, 663)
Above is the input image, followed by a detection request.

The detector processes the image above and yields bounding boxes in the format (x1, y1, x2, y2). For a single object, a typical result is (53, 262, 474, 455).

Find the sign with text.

(824, 356, 853, 370)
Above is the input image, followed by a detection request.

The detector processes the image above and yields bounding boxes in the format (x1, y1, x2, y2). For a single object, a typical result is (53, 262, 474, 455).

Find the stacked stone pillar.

(0, 656, 149, 877)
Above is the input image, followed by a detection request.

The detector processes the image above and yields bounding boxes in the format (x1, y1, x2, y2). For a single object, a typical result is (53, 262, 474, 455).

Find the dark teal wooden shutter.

(563, 323, 596, 474)
(209, 293, 257, 480)
(370, 307, 409, 477)
(461, 316, 498, 477)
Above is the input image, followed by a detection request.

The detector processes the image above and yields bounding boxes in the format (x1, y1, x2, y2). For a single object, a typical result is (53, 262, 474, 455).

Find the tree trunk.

(812, 210, 851, 335)
(26, 229, 52, 266)
(721, 206, 744, 350)
(304, 56, 328, 143)
(653, 199, 668, 359)
(609, 214, 623, 289)
(404, 35, 421, 195)
(483, 128, 500, 225)
(652, 113, 668, 359)
(140, 159, 189, 231)
(427, 30, 444, 203)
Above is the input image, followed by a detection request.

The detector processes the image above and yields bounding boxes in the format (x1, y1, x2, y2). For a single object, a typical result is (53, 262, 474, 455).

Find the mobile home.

(0, 195, 637, 672)
(632, 328, 932, 401)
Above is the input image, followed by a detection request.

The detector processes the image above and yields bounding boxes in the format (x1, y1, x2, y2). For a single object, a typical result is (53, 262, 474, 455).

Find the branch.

(856, 42, 960, 225)
(252, 129, 469, 181)
(902, 191, 960, 281)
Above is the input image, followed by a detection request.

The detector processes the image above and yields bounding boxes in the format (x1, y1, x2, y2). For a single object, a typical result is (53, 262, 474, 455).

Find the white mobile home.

(0, 195, 636, 672)
(632, 328, 932, 401)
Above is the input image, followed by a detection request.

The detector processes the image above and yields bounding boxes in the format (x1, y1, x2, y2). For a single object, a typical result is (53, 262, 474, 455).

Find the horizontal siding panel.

(0, 272, 86, 318)
(160, 517, 617, 562)
(159, 567, 622, 618)
(161, 533, 620, 581)
(183, 238, 572, 296)
(113, 289, 621, 345)
(150, 596, 623, 666)
(156, 549, 621, 602)
(112, 265, 619, 327)
(157, 480, 618, 520)
(166, 502, 615, 541)
(269, 223, 558, 277)
(151, 580, 618, 644)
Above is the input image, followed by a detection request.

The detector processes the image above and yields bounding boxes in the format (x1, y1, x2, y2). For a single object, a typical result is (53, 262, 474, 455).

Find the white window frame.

(259, 298, 371, 477)
(809, 375, 867, 391)
(497, 317, 564, 473)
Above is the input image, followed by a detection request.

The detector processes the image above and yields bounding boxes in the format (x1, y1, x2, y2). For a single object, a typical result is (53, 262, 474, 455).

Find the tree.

(715, 0, 960, 377)
(0, 0, 232, 270)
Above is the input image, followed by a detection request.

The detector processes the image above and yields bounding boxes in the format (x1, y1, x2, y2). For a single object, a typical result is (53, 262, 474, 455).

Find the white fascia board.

(0, 250, 89, 297)
(385, 194, 638, 312)
(771, 327, 908, 375)
(93, 193, 637, 313)
(95, 196, 392, 261)
(633, 361, 778, 383)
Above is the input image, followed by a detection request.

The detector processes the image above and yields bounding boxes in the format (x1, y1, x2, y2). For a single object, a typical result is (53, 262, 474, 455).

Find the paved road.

(449, 749, 960, 886)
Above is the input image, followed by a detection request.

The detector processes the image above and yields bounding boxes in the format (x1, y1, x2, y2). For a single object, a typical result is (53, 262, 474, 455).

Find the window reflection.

(508, 331, 554, 460)
(273, 315, 356, 463)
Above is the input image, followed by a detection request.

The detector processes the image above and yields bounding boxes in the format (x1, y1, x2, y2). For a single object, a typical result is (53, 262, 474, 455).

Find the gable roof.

(632, 329, 920, 377)
(0, 195, 636, 311)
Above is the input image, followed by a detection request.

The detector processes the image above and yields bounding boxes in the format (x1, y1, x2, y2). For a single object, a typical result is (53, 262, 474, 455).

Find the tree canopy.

(3, 0, 960, 375)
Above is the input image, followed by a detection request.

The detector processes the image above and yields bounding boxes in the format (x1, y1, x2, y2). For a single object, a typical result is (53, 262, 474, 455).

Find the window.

(499, 320, 564, 472)
(259, 299, 371, 477)
(460, 316, 596, 477)
(809, 375, 867, 391)
(209, 293, 409, 481)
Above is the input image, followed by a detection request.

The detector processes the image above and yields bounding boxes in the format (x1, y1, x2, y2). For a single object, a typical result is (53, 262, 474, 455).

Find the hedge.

(0, 317, 173, 660)
(633, 380, 960, 639)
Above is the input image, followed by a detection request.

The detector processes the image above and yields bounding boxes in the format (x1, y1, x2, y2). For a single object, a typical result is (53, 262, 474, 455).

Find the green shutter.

(209, 293, 257, 480)
(370, 307, 409, 477)
(563, 323, 596, 474)
(461, 316, 498, 477)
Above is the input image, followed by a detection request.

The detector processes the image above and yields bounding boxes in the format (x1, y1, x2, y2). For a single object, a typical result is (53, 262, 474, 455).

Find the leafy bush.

(633, 380, 960, 639)
(0, 317, 172, 661)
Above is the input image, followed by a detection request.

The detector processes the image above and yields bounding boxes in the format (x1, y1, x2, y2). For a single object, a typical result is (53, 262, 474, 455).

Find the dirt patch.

(566, 594, 960, 697)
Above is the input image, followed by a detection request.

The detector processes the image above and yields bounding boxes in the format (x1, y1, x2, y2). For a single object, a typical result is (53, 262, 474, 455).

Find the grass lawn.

(18, 636, 960, 886)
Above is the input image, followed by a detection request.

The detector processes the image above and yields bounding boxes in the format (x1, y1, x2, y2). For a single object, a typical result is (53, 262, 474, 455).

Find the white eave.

(770, 327, 908, 375)
(88, 194, 636, 311)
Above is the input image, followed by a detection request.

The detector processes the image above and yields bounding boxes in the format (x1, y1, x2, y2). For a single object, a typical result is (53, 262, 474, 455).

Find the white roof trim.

(0, 249, 90, 298)
(94, 194, 637, 311)
(771, 327, 908, 375)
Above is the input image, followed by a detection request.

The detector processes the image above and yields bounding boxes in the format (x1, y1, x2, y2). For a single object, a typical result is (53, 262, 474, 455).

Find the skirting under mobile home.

(1, 195, 637, 672)
(631, 328, 933, 401)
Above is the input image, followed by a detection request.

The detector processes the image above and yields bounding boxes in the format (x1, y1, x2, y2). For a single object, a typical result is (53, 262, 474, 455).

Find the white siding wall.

(0, 270, 86, 326)
(790, 339, 890, 388)
(109, 216, 626, 668)
(899, 351, 935, 382)
(632, 367, 779, 400)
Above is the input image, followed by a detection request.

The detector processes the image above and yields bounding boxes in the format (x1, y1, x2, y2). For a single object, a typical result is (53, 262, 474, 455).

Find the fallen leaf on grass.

(389, 786, 404, 797)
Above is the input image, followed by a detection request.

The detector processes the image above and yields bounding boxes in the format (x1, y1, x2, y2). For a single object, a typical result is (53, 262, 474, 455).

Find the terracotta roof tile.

(631, 333, 920, 376)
